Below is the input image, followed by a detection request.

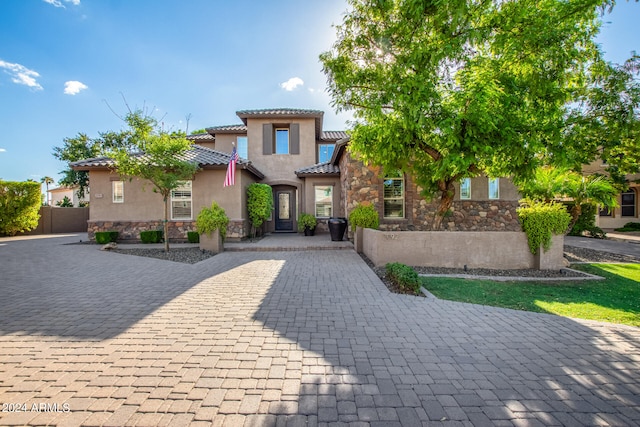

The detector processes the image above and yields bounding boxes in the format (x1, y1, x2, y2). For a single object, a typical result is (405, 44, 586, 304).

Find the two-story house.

(72, 108, 522, 241)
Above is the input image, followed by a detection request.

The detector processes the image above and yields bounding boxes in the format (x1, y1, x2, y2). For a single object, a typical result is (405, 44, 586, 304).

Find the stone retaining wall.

(88, 219, 248, 242)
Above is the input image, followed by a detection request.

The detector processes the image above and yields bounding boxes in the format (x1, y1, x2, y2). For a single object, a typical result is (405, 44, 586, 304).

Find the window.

(488, 178, 500, 199)
(599, 206, 612, 217)
(383, 174, 404, 218)
(314, 185, 333, 217)
(171, 181, 192, 220)
(112, 181, 124, 203)
(275, 128, 289, 154)
(460, 178, 471, 199)
(621, 191, 636, 217)
(237, 136, 248, 159)
(318, 144, 335, 163)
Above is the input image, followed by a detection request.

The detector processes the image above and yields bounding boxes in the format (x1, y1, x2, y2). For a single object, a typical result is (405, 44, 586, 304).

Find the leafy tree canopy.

(321, 0, 639, 229)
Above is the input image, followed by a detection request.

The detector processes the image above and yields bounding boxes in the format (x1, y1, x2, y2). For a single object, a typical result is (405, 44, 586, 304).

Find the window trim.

(112, 181, 124, 203)
(171, 181, 193, 220)
(383, 175, 405, 219)
(460, 178, 471, 200)
(314, 185, 333, 218)
(488, 178, 500, 200)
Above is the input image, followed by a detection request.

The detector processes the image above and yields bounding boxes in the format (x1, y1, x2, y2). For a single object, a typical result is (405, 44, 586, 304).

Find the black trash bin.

(328, 217, 347, 241)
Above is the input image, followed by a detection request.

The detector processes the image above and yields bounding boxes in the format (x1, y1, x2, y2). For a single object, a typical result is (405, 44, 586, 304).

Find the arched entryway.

(272, 185, 297, 232)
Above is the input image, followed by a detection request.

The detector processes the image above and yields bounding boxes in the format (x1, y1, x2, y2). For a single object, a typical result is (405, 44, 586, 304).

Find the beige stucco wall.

(596, 184, 639, 229)
(301, 177, 341, 217)
(88, 169, 254, 223)
(362, 228, 565, 270)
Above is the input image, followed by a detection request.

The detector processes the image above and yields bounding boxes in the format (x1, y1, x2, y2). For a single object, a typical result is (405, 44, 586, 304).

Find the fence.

(23, 206, 89, 235)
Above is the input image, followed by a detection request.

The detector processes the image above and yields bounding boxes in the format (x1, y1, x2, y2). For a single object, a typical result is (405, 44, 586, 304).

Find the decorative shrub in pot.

(298, 213, 317, 236)
(196, 202, 229, 253)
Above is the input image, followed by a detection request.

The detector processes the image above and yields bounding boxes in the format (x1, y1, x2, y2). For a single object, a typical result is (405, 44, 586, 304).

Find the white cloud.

(0, 148, 6, 153)
(64, 80, 88, 95)
(280, 77, 304, 91)
(0, 60, 43, 90)
(43, 0, 80, 7)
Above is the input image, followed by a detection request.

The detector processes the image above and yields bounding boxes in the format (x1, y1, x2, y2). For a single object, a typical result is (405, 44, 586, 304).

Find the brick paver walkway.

(1, 234, 639, 426)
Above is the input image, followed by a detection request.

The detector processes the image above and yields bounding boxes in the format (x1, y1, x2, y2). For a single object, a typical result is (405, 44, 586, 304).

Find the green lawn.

(421, 264, 640, 327)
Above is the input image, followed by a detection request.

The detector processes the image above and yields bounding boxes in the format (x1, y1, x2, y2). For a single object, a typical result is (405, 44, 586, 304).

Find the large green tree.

(321, 0, 639, 229)
(108, 111, 199, 252)
(0, 180, 41, 236)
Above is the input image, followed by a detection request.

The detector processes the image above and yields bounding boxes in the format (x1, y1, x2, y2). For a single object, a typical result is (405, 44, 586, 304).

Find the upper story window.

(275, 128, 289, 154)
(460, 178, 471, 199)
(318, 144, 335, 163)
(314, 185, 333, 218)
(488, 178, 500, 199)
(237, 136, 248, 159)
(621, 190, 636, 217)
(383, 173, 404, 218)
(171, 181, 192, 220)
(112, 181, 124, 203)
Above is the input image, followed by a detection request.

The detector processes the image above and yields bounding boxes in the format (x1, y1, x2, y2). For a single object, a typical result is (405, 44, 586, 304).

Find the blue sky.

(0, 0, 638, 187)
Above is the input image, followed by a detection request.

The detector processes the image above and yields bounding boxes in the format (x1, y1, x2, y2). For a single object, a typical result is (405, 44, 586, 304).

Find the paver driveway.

(1, 234, 639, 426)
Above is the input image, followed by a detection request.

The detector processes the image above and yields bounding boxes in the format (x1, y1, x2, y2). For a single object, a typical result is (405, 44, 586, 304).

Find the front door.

(275, 190, 294, 231)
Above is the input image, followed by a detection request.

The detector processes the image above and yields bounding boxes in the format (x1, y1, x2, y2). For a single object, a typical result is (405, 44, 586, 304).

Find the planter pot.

(303, 226, 316, 236)
(328, 217, 347, 241)
(199, 229, 223, 254)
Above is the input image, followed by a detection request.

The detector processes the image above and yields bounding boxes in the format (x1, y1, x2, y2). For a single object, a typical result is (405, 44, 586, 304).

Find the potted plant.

(196, 202, 229, 253)
(298, 213, 317, 236)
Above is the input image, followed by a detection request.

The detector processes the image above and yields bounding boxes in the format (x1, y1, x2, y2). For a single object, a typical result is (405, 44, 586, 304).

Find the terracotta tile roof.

(320, 131, 348, 141)
(205, 124, 247, 134)
(186, 133, 215, 141)
(236, 108, 324, 118)
(70, 145, 264, 179)
(295, 161, 340, 177)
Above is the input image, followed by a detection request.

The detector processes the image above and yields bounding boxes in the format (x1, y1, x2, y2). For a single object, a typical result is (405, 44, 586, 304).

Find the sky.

(0, 0, 638, 188)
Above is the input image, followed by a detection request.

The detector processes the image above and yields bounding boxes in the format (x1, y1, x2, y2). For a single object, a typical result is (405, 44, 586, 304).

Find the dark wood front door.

(275, 190, 294, 231)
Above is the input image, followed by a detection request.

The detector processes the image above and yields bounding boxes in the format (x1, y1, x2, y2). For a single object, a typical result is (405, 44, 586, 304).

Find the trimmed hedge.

(349, 203, 379, 230)
(615, 222, 640, 232)
(187, 231, 200, 243)
(0, 180, 41, 236)
(95, 231, 118, 244)
(140, 230, 163, 243)
(386, 262, 421, 295)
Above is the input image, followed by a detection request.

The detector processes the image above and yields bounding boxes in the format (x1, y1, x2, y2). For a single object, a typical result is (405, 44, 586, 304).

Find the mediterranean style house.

(72, 108, 524, 241)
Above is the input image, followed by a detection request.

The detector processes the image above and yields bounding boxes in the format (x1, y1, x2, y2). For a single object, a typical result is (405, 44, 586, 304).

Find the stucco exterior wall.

(301, 176, 341, 233)
(362, 228, 565, 270)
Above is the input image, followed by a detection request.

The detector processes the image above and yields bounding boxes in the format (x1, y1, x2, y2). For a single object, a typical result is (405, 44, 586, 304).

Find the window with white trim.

(383, 174, 404, 218)
(112, 181, 124, 203)
(237, 136, 248, 159)
(171, 181, 192, 220)
(314, 185, 333, 217)
(275, 128, 289, 154)
(460, 178, 471, 199)
(488, 178, 500, 199)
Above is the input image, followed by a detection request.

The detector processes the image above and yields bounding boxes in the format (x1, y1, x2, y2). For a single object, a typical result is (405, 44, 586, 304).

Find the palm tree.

(40, 176, 54, 205)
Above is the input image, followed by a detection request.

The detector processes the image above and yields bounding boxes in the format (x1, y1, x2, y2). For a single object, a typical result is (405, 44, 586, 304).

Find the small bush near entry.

(95, 231, 118, 244)
(349, 203, 379, 230)
(187, 231, 200, 243)
(386, 262, 421, 295)
(196, 202, 229, 240)
(140, 230, 163, 243)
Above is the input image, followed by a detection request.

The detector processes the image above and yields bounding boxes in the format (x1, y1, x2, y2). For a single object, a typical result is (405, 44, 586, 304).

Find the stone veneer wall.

(88, 219, 248, 242)
(341, 152, 521, 232)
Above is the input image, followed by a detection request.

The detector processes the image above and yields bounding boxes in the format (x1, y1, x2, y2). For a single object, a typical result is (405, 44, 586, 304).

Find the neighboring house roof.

(320, 131, 349, 141)
(186, 133, 215, 141)
(48, 186, 78, 193)
(295, 161, 341, 177)
(70, 145, 265, 179)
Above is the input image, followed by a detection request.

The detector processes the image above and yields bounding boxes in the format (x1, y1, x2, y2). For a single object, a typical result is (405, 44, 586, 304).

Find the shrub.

(517, 199, 571, 254)
(140, 230, 163, 243)
(247, 183, 273, 230)
(386, 262, 421, 295)
(187, 231, 200, 243)
(56, 196, 73, 207)
(349, 203, 379, 230)
(0, 180, 41, 236)
(297, 213, 317, 232)
(95, 231, 118, 244)
(196, 202, 229, 240)
(615, 222, 640, 232)
(567, 203, 606, 238)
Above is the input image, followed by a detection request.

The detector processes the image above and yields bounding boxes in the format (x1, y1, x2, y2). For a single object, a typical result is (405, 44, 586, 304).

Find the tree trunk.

(432, 180, 455, 230)
(567, 203, 582, 234)
(163, 195, 170, 252)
